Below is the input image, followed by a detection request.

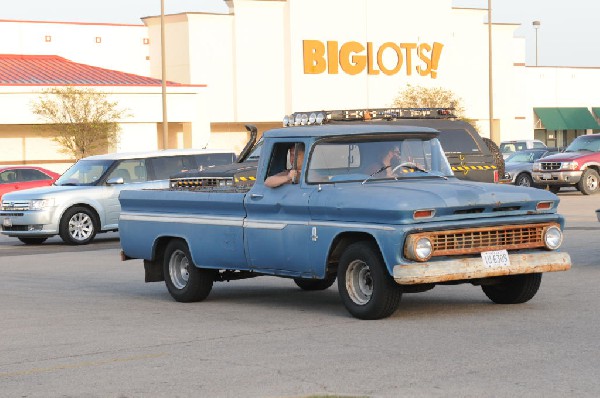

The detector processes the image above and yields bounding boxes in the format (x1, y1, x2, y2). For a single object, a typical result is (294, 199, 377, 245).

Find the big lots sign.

(303, 40, 444, 79)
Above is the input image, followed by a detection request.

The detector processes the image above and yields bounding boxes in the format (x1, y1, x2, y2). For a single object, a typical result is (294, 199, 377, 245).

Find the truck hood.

(538, 151, 592, 162)
(310, 178, 558, 225)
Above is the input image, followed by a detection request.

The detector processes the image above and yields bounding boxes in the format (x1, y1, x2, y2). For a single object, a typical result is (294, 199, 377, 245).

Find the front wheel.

(59, 206, 97, 245)
(482, 273, 542, 304)
(294, 275, 336, 291)
(577, 169, 599, 195)
(515, 173, 533, 187)
(337, 242, 401, 319)
(163, 239, 214, 302)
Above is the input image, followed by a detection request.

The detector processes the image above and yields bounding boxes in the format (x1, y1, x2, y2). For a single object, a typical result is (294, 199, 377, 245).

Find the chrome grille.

(1, 200, 30, 211)
(540, 162, 561, 171)
(407, 223, 554, 257)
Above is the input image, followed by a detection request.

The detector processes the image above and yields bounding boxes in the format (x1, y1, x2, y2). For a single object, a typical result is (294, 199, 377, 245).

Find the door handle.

(250, 193, 264, 199)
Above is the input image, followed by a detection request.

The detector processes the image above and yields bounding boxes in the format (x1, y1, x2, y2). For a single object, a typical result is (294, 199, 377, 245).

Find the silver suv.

(0, 149, 235, 245)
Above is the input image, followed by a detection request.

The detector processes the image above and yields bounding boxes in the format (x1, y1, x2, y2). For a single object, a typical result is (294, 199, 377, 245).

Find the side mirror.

(106, 177, 125, 185)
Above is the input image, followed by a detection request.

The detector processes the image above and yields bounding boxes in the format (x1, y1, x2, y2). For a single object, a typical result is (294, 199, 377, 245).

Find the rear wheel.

(18, 237, 48, 245)
(337, 242, 401, 319)
(577, 169, 599, 195)
(515, 173, 533, 187)
(163, 239, 214, 302)
(59, 206, 97, 245)
(294, 275, 336, 291)
(482, 273, 542, 304)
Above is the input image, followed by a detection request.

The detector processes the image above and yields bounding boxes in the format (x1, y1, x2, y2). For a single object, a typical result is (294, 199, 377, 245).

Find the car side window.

(18, 168, 52, 182)
(107, 159, 147, 184)
(0, 170, 17, 183)
(147, 156, 195, 180)
(533, 142, 546, 149)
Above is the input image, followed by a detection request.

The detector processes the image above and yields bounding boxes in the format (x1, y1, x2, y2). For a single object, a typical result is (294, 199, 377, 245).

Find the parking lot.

(0, 190, 599, 398)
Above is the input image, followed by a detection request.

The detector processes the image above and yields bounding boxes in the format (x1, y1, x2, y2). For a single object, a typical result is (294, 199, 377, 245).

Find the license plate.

(540, 173, 552, 180)
(481, 250, 510, 268)
(3, 217, 12, 227)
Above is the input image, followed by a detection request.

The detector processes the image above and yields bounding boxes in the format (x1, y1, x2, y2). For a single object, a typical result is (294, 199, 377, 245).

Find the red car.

(0, 166, 60, 200)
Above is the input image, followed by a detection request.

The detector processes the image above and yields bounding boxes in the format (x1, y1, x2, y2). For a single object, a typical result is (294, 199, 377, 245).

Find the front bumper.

(393, 251, 571, 285)
(532, 170, 582, 185)
(0, 209, 59, 236)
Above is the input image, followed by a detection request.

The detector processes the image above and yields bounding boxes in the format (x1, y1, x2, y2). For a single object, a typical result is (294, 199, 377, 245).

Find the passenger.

(265, 144, 305, 188)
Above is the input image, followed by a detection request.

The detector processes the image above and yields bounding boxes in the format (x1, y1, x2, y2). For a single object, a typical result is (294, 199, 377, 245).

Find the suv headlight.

(543, 225, 563, 250)
(30, 199, 54, 210)
(561, 161, 579, 171)
(532, 162, 541, 172)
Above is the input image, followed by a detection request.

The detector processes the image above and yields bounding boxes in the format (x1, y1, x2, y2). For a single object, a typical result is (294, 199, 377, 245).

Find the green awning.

(593, 107, 600, 119)
(534, 107, 600, 130)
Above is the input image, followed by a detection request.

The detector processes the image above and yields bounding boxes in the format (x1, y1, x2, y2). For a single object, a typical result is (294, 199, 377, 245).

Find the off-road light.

(315, 112, 325, 124)
(283, 115, 290, 127)
(301, 113, 309, 125)
(294, 114, 302, 126)
(308, 113, 317, 124)
(543, 225, 562, 250)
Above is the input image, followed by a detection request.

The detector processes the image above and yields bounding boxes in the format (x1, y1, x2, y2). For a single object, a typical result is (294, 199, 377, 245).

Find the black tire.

(577, 169, 599, 195)
(163, 239, 214, 302)
(293, 275, 336, 291)
(482, 137, 505, 181)
(337, 241, 401, 320)
(548, 186, 561, 194)
(59, 206, 97, 245)
(482, 273, 542, 304)
(18, 237, 48, 245)
(515, 173, 534, 187)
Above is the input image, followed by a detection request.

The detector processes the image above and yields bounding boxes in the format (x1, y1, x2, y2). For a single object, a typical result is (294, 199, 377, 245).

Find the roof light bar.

(283, 107, 457, 127)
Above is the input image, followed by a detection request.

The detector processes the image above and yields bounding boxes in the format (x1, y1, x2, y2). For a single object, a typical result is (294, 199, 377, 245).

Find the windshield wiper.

(393, 162, 428, 174)
(362, 165, 390, 185)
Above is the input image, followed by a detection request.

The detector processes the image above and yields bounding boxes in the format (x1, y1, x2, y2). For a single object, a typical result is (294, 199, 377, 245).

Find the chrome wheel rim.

(346, 260, 373, 305)
(517, 176, 531, 187)
(169, 249, 189, 290)
(586, 174, 598, 191)
(68, 212, 94, 241)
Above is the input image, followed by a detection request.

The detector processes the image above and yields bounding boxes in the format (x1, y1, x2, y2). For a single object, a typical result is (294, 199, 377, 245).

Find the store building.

(0, 0, 599, 171)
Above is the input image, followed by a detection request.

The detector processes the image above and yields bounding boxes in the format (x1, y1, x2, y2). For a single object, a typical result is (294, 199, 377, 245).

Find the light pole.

(488, 0, 497, 144)
(532, 20, 541, 66)
(160, 0, 168, 149)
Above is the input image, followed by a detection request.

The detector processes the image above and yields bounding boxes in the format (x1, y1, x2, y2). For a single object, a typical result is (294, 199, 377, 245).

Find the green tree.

(31, 87, 128, 160)
(391, 84, 466, 116)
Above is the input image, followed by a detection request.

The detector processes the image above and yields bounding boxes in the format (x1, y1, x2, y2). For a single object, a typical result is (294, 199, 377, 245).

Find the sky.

(1, 0, 599, 67)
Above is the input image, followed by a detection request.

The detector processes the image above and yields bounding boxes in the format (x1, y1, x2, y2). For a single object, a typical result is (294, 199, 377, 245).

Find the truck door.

(243, 142, 315, 276)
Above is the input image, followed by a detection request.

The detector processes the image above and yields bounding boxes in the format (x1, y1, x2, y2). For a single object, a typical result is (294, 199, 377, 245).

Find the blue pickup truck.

(119, 124, 571, 319)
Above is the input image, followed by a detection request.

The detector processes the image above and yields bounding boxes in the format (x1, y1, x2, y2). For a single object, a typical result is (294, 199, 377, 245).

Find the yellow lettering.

(377, 42, 403, 76)
(367, 42, 379, 75)
(303, 40, 327, 74)
(417, 43, 432, 76)
(339, 41, 366, 75)
(327, 41, 339, 74)
(400, 43, 417, 76)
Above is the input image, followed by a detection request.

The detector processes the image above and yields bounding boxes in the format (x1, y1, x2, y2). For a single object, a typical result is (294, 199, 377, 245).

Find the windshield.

(307, 137, 453, 183)
(564, 136, 600, 152)
(506, 150, 546, 163)
(500, 142, 528, 154)
(55, 159, 114, 186)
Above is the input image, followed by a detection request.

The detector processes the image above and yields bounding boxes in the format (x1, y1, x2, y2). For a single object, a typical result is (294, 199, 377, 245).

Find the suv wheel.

(515, 173, 533, 187)
(59, 206, 98, 245)
(577, 169, 599, 195)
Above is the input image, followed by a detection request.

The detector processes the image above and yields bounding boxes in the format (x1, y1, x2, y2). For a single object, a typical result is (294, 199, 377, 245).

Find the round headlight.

(415, 237, 433, 261)
(294, 114, 302, 126)
(283, 115, 290, 127)
(544, 226, 563, 250)
(308, 113, 317, 124)
(301, 113, 309, 125)
(315, 112, 325, 124)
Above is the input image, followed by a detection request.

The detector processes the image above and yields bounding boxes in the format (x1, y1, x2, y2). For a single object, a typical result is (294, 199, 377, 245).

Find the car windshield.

(506, 150, 546, 163)
(306, 137, 453, 183)
(55, 159, 114, 186)
(500, 142, 527, 154)
(564, 136, 600, 152)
